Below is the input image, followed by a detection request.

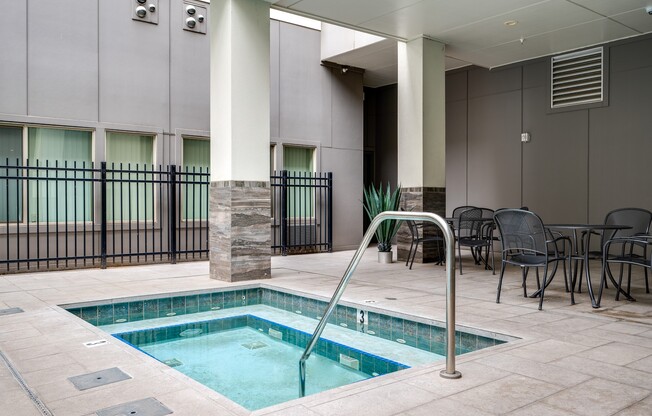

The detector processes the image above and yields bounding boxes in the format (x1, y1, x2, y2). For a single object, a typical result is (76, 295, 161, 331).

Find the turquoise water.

(141, 327, 367, 410)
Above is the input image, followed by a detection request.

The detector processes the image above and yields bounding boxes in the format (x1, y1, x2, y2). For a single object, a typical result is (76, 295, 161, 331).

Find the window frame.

(180, 135, 210, 222)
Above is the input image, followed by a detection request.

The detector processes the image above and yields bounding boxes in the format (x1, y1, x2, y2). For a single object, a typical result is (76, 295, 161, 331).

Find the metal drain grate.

(68, 367, 131, 391)
(95, 397, 172, 416)
(241, 341, 268, 350)
(162, 358, 183, 367)
(0, 350, 53, 416)
(0, 307, 24, 316)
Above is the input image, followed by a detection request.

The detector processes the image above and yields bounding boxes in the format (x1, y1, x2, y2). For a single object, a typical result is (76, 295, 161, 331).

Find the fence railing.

(0, 160, 209, 273)
(0, 161, 333, 272)
(271, 170, 332, 255)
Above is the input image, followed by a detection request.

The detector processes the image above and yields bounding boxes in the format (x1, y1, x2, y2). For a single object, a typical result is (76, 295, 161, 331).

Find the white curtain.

(283, 146, 314, 218)
(0, 127, 23, 222)
(27, 128, 93, 222)
(106, 132, 154, 222)
(182, 139, 209, 220)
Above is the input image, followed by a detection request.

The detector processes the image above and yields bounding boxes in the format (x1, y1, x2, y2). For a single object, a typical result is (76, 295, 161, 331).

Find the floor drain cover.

(0, 307, 24, 316)
(95, 397, 172, 416)
(242, 341, 268, 350)
(385, 297, 398, 300)
(69, 367, 131, 391)
(162, 358, 183, 367)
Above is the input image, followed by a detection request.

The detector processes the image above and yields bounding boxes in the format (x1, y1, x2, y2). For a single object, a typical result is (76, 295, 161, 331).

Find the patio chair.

(494, 209, 572, 310)
(579, 208, 652, 294)
(405, 219, 444, 269)
(599, 234, 652, 304)
(457, 208, 494, 275)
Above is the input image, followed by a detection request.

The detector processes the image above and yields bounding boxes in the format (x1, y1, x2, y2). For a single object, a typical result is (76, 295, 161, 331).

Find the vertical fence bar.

(82, 161, 87, 266)
(73, 161, 77, 267)
(327, 172, 333, 252)
(4, 159, 9, 272)
(100, 162, 107, 268)
(280, 170, 288, 256)
(169, 165, 177, 264)
(26, 160, 30, 270)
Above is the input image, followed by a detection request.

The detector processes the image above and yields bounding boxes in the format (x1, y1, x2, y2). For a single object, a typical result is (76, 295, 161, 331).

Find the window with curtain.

(182, 138, 209, 220)
(27, 127, 93, 222)
(106, 131, 154, 222)
(0, 126, 23, 222)
(283, 146, 315, 218)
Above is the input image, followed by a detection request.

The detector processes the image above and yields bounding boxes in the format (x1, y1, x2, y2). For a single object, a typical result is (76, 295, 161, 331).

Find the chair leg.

(496, 261, 506, 303)
(409, 241, 420, 270)
(645, 268, 650, 294)
(535, 268, 541, 290)
(567, 257, 575, 305)
(616, 264, 625, 301)
(538, 264, 549, 310)
(490, 243, 495, 275)
(458, 242, 463, 275)
(406, 239, 414, 266)
(522, 267, 529, 297)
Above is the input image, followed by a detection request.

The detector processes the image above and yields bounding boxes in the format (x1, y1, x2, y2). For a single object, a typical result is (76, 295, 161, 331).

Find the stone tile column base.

(397, 187, 446, 264)
(209, 180, 271, 282)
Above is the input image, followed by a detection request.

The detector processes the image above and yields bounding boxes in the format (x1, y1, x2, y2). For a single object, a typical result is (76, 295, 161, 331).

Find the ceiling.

(272, 0, 652, 86)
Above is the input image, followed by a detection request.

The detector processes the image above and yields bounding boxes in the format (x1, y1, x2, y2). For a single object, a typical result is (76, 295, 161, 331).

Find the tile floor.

(1, 249, 652, 415)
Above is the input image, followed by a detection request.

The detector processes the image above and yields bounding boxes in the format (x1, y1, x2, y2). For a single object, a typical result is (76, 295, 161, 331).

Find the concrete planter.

(378, 251, 393, 264)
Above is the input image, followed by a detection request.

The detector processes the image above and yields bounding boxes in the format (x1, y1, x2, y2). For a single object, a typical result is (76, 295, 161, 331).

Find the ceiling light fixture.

(504, 20, 518, 27)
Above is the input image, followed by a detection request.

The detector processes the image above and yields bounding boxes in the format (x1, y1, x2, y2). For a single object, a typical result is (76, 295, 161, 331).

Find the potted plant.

(363, 183, 402, 263)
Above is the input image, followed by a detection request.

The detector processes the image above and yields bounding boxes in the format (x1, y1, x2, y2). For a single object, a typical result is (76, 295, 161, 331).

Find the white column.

(398, 37, 446, 189)
(209, 0, 271, 282)
(396, 37, 447, 263)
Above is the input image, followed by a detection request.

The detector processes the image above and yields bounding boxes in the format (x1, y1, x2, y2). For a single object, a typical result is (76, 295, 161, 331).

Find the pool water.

(136, 326, 367, 410)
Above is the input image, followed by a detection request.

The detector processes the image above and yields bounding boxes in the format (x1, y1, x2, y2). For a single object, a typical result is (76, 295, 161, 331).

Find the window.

(0, 126, 93, 223)
(106, 131, 154, 221)
(283, 146, 314, 218)
(182, 138, 209, 220)
(27, 127, 93, 222)
(0, 126, 23, 222)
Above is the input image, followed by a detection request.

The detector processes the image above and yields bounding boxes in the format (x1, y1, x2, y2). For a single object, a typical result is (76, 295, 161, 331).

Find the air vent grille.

(551, 47, 603, 108)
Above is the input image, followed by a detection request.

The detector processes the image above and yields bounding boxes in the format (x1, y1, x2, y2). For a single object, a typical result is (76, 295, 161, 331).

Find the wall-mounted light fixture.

(183, 2, 207, 34)
(133, 0, 158, 25)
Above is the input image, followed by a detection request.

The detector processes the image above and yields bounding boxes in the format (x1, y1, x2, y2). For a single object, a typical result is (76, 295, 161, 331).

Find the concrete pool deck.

(1, 250, 652, 415)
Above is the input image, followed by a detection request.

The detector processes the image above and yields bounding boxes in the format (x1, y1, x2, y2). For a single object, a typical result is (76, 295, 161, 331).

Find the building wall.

(0, 0, 364, 253)
(445, 34, 652, 223)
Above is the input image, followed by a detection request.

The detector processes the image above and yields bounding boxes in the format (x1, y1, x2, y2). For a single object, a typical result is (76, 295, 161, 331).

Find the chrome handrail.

(299, 211, 461, 397)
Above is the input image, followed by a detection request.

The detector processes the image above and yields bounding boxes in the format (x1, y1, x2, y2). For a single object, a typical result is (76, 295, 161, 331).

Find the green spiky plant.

(363, 183, 403, 252)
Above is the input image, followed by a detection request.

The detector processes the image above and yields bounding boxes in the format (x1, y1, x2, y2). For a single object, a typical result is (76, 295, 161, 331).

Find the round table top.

(545, 224, 632, 230)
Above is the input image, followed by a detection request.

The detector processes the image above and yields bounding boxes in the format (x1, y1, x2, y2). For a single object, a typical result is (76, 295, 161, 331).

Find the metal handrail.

(299, 211, 461, 397)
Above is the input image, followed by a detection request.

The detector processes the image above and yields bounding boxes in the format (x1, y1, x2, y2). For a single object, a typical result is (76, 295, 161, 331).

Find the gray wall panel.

(331, 69, 363, 151)
(522, 86, 588, 223)
(374, 85, 397, 188)
(445, 71, 467, 102)
(28, 0, 98, 121)
(278, 24, 324, 142)
(468, 66, 521, 98)
(445, 99, 467, 215)
(588, 63, 652, 222)
(0, 1, 27, 115)
(170, 0, 210, 133)
(467, 90, 522, 210)
(322, 147, 363, 249)
(99, 0, 169, 128)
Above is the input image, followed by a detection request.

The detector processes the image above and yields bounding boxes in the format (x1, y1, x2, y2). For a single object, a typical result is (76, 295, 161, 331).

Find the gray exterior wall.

(445, 34, 652, 224)
(0, 1, 364, 255)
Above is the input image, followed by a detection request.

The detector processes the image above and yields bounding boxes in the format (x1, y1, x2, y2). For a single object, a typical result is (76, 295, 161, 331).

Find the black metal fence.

(271, 170, 332, 255)
(0, 162, 333, 273)
(0, 160, 209, 273)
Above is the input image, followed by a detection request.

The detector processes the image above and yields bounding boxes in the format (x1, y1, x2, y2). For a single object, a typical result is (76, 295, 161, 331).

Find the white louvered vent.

(551, 47, 603, 108)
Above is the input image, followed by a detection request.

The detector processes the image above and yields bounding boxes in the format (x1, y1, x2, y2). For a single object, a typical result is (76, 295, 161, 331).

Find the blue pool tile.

(185, 295, 199, 313)
(211, 292, 224, 310)
(97, 304, 114, 326)
(143, 299, 158, 319)
(81, 306, 98, 325)
(172, 296, 186, 315)
(114, 303, 129, 322)
(128, 302, 144, 322)
(197, 294, 212, 312)
(158, 298, 172, 317)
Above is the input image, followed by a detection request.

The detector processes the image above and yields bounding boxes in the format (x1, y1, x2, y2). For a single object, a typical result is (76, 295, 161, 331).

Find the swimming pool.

(65, 286, 512, 410)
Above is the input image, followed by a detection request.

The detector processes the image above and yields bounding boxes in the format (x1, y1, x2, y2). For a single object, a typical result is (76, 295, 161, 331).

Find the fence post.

(327, 172, 333, 252)
(100, 162, 107, 268)
(280, 170, 288, 256)
(169, 165, 177, 264)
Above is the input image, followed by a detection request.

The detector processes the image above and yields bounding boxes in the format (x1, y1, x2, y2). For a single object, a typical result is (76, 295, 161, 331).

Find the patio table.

(545, 224, 631, 308)
(444, 217, 495, 268)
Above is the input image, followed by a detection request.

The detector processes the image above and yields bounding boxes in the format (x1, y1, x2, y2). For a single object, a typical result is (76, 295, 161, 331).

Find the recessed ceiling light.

(504, 20, 518, 27)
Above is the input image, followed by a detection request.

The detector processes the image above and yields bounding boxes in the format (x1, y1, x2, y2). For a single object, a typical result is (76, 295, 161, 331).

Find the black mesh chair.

(599, 234, 652, 304)
(579, 208, 652, 294)
(405, 219, 443, 269)
(494, 209, 572, 310)
(457, 208, 494, 275)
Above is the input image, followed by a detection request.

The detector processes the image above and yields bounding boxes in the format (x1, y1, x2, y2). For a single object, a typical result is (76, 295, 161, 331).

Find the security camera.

(647, 6, 652, 15)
